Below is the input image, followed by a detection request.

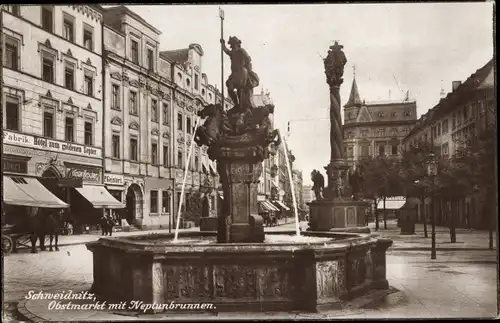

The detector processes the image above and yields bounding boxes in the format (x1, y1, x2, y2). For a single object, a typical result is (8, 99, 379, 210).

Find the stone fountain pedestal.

(212, 129, 267, 243)
(308, 199, 367, 231)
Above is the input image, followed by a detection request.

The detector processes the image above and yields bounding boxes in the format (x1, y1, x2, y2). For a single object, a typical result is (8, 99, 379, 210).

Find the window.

(5, 97, 20, 131)
(437, 123, 441, 136)
(194, 155, 199, 171)
(162, 191, 171, 213)
(129, 91, 137, 115)
(151, 99, 158, 122)
(112, 134, 120, 158)
(83, 26, 93, 51)
(147, 48, 154, 71)
(84, 121, 93, 145)
(186, 117, 192, 134)
(178, 151, 183, 168)
(41, 6, 53, 32)
(130, 138, 138, 161)
(63, 16, 74, 42)
(177, 113, 183, 131)
(391, 128, 398, 137)
(4, 38, 18, 70)
(347, 147, 353, 157)
(391, 145, 398, 155)
(442, 119, 448, 134)
(194, 74, 199, 90)
(162, 103, 169, 125)
(43, 111, 54, 138)
(151, 143, 158, 164)
(378, 145, 385, 156)
(360, 145, 369, 157)
(463, 106, 468, 120)
(65, 117, 74, 142)
(42, 55, 55, 83)
(81, 73, 93, 96)
(150, 191, 158, 213)
(163, 145, 169, 166)
(377, 128, 385, 137)
(64, 65, 75, 90)
(11, 5, 21, 16)
(112, 85, 120, 109)
(452, 112, 457, 128)
(131, 40, 139, 64)
(361, 130, 368, 137)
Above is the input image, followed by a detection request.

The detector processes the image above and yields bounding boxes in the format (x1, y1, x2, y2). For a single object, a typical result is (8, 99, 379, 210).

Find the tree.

(398, 139, 438, 238)
(358, 156, 403, 230)
(182, 190, 203, 226)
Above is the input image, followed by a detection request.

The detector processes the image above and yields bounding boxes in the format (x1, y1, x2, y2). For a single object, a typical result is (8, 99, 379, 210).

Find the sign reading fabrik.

(2, 131, 101, 158)
(67, 165, 101, 183)
(104, 174, 124, 186)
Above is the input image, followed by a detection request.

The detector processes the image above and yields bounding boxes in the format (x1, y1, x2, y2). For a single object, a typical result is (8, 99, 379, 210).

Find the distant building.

(302, 185, 314, 205)
(342, 75, 418, 167)
(402, 58, 495, 229)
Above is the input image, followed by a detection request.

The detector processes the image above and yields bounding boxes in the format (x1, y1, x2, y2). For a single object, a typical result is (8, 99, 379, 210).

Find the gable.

(356, 106, 372, 123)
(478, 68, 494, 89)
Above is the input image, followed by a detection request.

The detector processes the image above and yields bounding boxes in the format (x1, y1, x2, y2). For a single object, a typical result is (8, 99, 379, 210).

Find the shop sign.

(67, 165, 101, 183)
(3, 158, 28, 174)
(104, 174, 124, 186)
(3, 131, 101, 158)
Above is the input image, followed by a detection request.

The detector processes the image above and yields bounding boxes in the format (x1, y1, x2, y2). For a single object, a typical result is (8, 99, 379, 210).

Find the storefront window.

(162, 191, 170, 214)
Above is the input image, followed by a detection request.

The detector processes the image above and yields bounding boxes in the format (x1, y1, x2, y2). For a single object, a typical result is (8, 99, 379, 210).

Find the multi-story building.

(2, 5, 116, 232)
(101, 5, 232, 230)
(342, 75, 418, 167)
(403, 58, 495, 229)
(302, 185, 314, 205)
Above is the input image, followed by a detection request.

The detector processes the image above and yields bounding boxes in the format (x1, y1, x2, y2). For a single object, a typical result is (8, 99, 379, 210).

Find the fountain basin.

(86, 231, 392, 313)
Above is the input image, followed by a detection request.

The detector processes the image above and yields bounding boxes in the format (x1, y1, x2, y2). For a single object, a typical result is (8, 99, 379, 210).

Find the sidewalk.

(368, 219, 497, 251)
(51, 218, 293, 248)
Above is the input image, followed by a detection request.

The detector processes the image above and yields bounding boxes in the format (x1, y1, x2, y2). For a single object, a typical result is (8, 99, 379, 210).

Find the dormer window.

(404, 110, 411, 117)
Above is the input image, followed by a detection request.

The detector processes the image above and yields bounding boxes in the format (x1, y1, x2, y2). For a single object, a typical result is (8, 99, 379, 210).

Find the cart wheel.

(2, 236, 14, 255)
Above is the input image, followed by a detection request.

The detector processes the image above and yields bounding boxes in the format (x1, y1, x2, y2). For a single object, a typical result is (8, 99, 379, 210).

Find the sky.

(124, 3, 494, 185)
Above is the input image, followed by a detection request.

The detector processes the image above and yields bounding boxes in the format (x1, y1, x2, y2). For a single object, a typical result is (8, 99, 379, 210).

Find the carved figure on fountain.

(221, 36, 260, 112)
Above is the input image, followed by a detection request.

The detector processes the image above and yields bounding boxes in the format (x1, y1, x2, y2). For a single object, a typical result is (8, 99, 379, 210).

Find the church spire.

(345, 65, 362, 108)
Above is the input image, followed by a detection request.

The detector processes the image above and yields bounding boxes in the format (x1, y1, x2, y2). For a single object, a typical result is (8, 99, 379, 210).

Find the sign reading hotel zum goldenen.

(2, 131, 101, 158)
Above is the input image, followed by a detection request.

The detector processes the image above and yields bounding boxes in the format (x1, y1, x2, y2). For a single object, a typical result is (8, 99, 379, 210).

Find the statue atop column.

(220, 36, 260, 113)
(324, 41, 348, 88)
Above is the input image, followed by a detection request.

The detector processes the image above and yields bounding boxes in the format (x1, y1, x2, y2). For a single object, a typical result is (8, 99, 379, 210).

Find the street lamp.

(426, 152, 438, 260)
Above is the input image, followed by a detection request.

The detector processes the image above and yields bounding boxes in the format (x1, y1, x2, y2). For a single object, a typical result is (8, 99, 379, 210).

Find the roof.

(405, 58, 494, 140)
(104, 5, 161, 35)
(89, 4, 105, 12)
(345, 77, 362, 108)
(160, 49, 189, 64)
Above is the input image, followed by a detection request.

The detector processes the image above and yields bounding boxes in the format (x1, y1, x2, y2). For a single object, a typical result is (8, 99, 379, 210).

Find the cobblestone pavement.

(3, 242, 498, 321)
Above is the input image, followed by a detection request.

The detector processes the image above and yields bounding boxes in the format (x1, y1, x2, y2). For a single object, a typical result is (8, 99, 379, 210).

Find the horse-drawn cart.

(1, 224, 33, 255)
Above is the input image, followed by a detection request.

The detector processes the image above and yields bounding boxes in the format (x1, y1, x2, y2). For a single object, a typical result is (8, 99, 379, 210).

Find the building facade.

(403, 58, 495, 229)
(101, 6, 232, 230)
(2, 5, 117, 231)
(342, 76, 418, 167)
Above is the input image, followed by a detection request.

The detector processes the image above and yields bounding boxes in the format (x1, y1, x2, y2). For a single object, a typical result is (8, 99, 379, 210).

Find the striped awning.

(259, 200, 280, 213)
(272, 200, 290, 211)
(3, 176, 69, 208)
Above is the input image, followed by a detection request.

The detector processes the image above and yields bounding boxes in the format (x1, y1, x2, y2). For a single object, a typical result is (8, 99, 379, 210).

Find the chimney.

(452, 81, 462, 92)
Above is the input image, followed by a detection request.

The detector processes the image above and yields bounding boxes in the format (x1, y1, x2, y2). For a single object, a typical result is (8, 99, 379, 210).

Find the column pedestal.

(308, 198, 368, 231)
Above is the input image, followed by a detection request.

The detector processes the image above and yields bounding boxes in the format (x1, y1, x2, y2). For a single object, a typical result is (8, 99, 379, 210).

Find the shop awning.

(75, 185, 125, 209)
(209, 163, 217, 176)
(3, 176, 69, 208)
(272, 200, 290, 211)
(377, 199, 406, 210)
(259, 200, 279, 212)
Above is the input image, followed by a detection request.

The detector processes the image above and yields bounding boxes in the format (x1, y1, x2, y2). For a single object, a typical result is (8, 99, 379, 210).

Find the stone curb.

(390, 247, 496, 252)
(16, 298, 45, 323)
